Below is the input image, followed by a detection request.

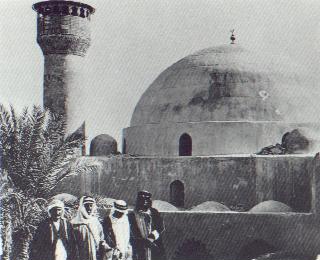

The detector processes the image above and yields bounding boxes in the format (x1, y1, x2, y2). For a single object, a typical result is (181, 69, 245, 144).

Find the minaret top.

(33, 0, 95, 56)
(33, 0, 95, 17)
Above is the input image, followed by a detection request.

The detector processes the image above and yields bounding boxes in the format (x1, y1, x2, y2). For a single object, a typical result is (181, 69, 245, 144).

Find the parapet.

(33, 0, 95, 56)
(33, 1, 94, 17)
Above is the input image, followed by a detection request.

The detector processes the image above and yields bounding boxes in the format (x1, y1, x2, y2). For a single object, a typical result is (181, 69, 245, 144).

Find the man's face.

(49, 207, 63, 221)
(137, 195, 152, 211)
(113, 210, 124, 219)
(84, 203, 94, 215)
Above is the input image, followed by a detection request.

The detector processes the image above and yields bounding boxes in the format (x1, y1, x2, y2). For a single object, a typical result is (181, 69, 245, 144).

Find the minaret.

(33, 0, 95, 154)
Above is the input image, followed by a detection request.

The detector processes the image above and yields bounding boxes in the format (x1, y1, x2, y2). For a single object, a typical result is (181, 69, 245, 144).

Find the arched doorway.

(179, 133, 192, 156)
(170, 180, 185, 207)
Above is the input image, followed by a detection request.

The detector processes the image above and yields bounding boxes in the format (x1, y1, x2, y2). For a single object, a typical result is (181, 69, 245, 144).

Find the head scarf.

(72, 196, 98, 222)
(135, 190, 152, 212)
(71, 196, 101, 246)
(113, 200, 128, 213)
(47, 199, 65, 218)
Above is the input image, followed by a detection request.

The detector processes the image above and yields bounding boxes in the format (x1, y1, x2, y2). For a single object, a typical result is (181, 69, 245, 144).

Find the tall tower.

(33, 0, 95, 154)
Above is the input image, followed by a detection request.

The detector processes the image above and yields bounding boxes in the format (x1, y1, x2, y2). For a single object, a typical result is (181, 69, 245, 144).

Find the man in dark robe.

(128, 191, 166, 260)
(29, 199, 78, 260)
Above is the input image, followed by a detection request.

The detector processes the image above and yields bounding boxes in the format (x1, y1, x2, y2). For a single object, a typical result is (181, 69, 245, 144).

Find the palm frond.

(0, 103, 92, 244)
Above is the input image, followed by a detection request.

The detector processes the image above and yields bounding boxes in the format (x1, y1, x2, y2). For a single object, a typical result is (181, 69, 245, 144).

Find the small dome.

(190, 201, 230, 212)
(51, 193, 77, 206)
(152, 200, 178, 211)
(95, 196, 117, 217)
(90, 134, 118, 156)
(249, 200, 292, 213)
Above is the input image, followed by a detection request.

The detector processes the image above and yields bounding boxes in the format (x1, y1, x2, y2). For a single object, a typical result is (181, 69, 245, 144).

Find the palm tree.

(0, 104, 95, 260)
(0, 179, 47, 260)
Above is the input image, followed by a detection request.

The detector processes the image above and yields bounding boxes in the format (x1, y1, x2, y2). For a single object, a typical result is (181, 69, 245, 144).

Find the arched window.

(79, 8, 85, 18)
(179, 133, 192, 156)
(71, 6, 78, 16)
(170, 180, 185, 207)
(122, 138, 127, 154)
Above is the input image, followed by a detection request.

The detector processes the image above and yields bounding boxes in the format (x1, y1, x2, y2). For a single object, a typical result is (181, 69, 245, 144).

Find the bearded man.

(128, 191, 166, 260)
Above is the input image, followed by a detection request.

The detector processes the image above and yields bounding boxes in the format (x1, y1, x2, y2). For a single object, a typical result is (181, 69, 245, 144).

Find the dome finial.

(230, 29, 236, 44)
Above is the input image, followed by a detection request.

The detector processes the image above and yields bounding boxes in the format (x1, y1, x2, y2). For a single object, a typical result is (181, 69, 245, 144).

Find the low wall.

(56, 155, 313, 212)
(160, 211, 320, 260)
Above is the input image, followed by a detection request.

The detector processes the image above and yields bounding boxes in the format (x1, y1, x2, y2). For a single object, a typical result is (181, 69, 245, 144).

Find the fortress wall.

(56, 155, 313, 211)
(161, 211, 319, 260)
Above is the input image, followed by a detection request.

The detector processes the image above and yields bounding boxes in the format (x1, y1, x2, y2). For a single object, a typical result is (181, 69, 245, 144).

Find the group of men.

(29, 191, 166, 260)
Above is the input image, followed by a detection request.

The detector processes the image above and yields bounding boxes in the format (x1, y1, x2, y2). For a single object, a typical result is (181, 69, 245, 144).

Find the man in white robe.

(102, 200, 132, 260)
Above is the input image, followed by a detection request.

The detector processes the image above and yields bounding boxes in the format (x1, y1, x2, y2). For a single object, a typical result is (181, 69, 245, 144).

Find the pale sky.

(1, 0, 320, 151)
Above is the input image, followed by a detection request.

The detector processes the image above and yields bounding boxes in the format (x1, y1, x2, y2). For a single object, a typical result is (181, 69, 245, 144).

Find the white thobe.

(52, 221, 67, 260)
(111, 215, 131, 256)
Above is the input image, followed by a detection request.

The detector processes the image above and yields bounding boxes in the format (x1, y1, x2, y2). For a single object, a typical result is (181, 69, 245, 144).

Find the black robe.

(128, 208, 166, 260)
(101, 216, 117, 249)
(29, 218, 78, 260)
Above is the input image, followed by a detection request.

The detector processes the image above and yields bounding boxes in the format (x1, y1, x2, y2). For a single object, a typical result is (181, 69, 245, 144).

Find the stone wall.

(161, 211, 319, 260)
(54, 154, 320, 259)
(56, 155, 313, 212)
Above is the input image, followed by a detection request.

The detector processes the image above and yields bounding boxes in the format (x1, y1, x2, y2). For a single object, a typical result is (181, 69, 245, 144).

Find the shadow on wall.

(173, 238, 212, 260)
(237, 239, 277, 260)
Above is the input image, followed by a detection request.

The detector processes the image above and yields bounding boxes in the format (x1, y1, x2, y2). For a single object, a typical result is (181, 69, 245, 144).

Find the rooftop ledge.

(127, 120, 319, 128)
(86, 154, 317, 159)
(158, 211, 313, 216)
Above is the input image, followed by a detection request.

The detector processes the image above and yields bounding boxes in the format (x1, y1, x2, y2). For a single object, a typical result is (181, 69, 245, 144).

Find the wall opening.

(179, 133, 192, 156)
(71, 6, 78, 16)
(170, 180, 185, 207)
(122, 138, 127, 154)
(79, 7, 85, 18)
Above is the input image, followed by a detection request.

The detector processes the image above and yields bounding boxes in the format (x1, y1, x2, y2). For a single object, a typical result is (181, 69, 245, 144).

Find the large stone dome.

(124, 45, 316, 156)
(131, 45, 301, 126)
